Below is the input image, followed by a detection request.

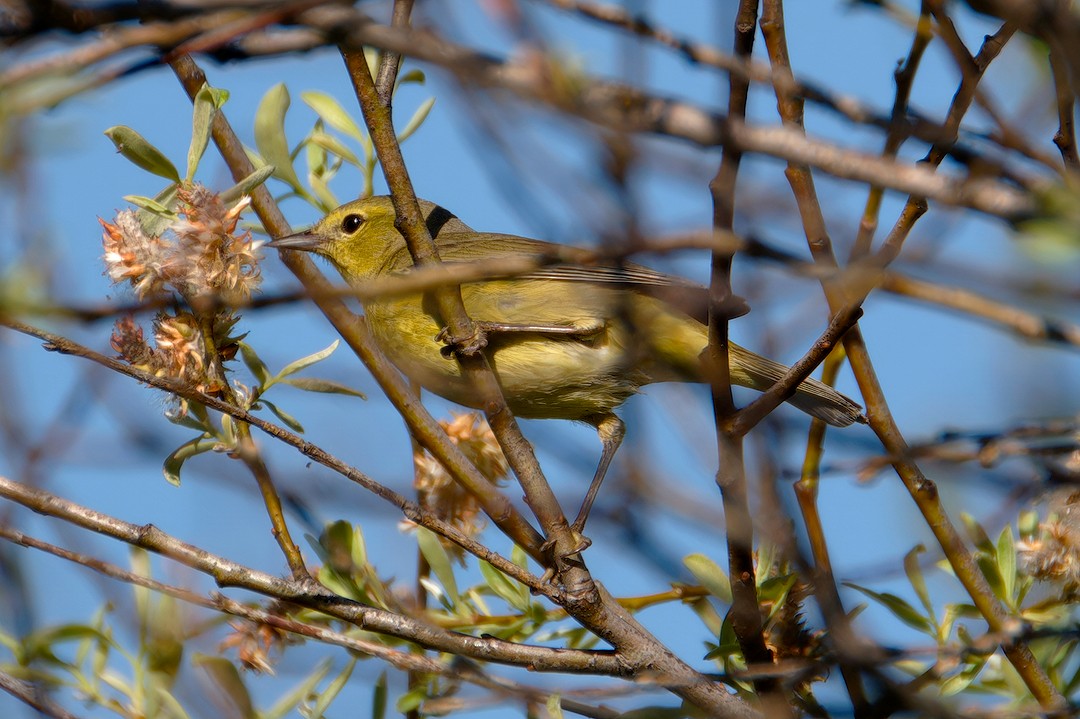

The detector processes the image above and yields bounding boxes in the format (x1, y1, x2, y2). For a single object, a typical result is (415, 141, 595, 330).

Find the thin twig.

(0, 316, 554, 598)
(167, 54, 548, 561)
(0, 474, 626, 675)
(706, 0, 788, 712)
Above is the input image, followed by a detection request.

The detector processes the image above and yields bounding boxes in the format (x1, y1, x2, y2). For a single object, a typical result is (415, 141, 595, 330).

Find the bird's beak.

(266, 229, 326, 252)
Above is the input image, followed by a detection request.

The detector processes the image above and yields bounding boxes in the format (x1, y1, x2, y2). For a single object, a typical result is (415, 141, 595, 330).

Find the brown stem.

(375, 0, 414, 104)
(760, 2, 1064, 709)
(706, 2, 792, 713)
(338, 31, 757, 719)
(851, 2, 933, 260)
(167, 54, 548, 562)
(1048, 38, 1080, 170)
(0, 474, 623, 675)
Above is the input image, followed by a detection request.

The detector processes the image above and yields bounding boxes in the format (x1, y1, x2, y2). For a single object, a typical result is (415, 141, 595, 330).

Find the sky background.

(2, 1, 1078, 716)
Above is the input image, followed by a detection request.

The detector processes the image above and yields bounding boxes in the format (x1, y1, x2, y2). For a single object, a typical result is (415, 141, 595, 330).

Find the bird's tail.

(728, 343, 865, 427)
(632, 297, 865, 427)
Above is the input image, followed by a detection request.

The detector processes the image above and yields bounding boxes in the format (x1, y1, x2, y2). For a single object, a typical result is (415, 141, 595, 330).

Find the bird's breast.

(363, 288, 650, 419)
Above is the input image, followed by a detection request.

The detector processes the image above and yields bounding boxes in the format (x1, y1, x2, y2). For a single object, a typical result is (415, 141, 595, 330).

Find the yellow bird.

(270, 196, 864, 529)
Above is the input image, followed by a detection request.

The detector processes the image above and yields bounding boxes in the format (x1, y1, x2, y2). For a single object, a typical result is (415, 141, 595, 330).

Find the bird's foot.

(437, 323, 489, 358)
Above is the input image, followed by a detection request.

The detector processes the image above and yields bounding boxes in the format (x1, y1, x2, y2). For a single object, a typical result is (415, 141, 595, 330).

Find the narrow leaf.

(123, 195, 175, 215)
(104, 126, 180, 182)
(238, 341, 271, 386)
(903, 545, 934, 618)
(162, 437, 217, 486)
(309, 656, 355, 718)
(372, 672, 387, 719)
(194, 656, 255, 719)
(417, 527, 459, 604)
(479, 560, 528, 611)
(683, 554, 732, 604)
(308, 130, 363, 166)
(187, 84, 221, 181)
(396, 68, 426, 87)
(220, 165, 275, 204)
(276, 340, 339, 379)
(396, 687, 426, 714)
(279, 376, 365, 398)
(844, 583, 932, 634)
(397, 97, 435, 143)
(254, 84, 303, 192)
(137, 183, 180, 237)
(997, 525, 1016, 605)
(301, 91, 367, 142)
(960, 512, 994, 552)
(306, 120, 328, 177)
(308, 170, 339, 214)
(260, 399, 304, 433)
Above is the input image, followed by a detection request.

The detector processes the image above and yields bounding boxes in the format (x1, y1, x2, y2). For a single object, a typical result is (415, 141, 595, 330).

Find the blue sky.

(3, 1, 1078, 715)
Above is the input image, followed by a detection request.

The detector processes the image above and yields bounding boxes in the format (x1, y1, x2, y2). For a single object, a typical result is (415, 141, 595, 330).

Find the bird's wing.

(429, 232, 750, 322)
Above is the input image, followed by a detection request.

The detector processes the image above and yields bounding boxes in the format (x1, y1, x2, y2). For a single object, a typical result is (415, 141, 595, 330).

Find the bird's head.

(268, 195, 466, 281)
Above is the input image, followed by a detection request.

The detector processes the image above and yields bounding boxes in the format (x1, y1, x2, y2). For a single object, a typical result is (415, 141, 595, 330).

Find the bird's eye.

(341, 214, 364, 234)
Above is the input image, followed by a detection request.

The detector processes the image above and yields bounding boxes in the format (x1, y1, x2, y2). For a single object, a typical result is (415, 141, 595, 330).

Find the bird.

(269, 196, 864, 532)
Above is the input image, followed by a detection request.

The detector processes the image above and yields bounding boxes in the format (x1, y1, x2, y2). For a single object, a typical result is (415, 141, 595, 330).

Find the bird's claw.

(437, 324, 488, 358)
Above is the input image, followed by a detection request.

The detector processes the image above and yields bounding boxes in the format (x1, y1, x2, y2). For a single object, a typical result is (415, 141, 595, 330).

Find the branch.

(167, 54, 548, 561)
(0, 316, 553, 599)
(0, 474, 627, 675)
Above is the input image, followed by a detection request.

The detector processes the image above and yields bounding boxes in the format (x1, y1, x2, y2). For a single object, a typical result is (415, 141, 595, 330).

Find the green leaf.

(306, 120, 327, 176)
(397, 97, 435, 143)
(275, 340, 339, 379)
(940, 654, 989, 697)
(254, 84, 304, 192)
(154, 687, 190, 719)
(162, 436, 218, 486)
(511, 543, 529, 571)
(997, 525, 1016, 605)
(396, 68, 426, 87)
(1018, 509, 1039, 540)
(104, 126, 180, 182)
(123, 194, 176, 216)
(758, 574, 798, 623)
(138, 183, 181, 237)
(844, 583, 932, 634)
(131, 548, 151, 637)
(546, 693, 564, 719)
(187, 83, 224, 181)
(479, 560, 529, 612)
(317, 520, 360, 568)
(417, 527, 459, 604)
(685, 587, 724, 637)
(308, 130, 362, 166)
(260, 398, 304, 433)
(372, 672, 387, 719)
(238, 341, 271, 386)
(194, 656, 255, 719)
(219, 413, 237, 447)
(683, 553, 732, 604)
(350, 522, 368, 567)
(903, 545, 934, 619)
(308, 169, 339, 214)
(309, 656, 355, 718)
(396, 686, 426, 714)
(961, 512, 994, 553)
(220, 165, 275, 204)
(301, 91, 367, 142)
(279, 376, 365, 398)
(22, 624, 112, 663)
